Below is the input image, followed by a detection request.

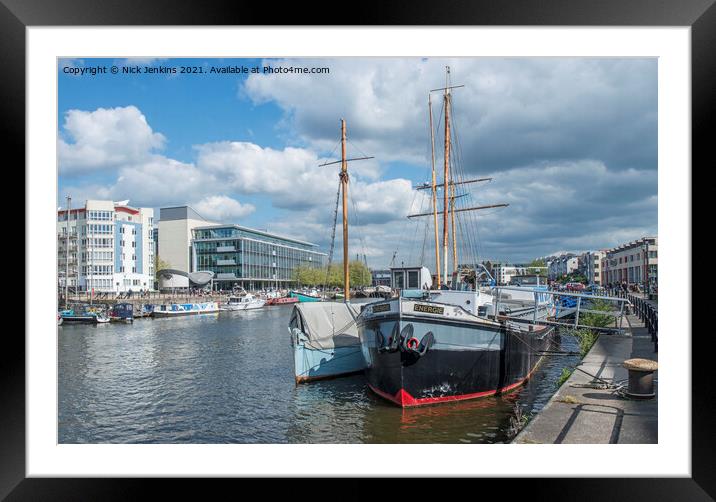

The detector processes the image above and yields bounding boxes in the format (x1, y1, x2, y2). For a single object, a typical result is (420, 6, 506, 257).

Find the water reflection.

(59, 305, 579, 444)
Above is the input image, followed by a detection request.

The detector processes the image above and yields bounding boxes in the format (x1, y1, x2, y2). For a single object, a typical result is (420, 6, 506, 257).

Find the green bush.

(580, 299, 615, 329)
(573, 328, 598, 357)
(293, 260, 372, 288)
(556, 367, 573, 388)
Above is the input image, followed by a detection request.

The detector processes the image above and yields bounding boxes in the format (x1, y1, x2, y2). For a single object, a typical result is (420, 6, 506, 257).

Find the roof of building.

(159, 206, 209, 222)
(193, 223, 320, 248)
(606, 237, 658, 254)
(58, 200, 145, 216)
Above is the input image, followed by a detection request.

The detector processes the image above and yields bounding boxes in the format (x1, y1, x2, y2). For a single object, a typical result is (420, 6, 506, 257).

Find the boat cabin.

(226, 295, 255, 304)
(390, 266, 433, 291)
(110, 302, 134, 320)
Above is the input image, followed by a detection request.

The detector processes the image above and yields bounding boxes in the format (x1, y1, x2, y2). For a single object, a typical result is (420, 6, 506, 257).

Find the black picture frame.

(6, 0, 708, 498)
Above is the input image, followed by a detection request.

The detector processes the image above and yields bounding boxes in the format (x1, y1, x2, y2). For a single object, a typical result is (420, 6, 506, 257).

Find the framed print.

(6, 0, 711, 497)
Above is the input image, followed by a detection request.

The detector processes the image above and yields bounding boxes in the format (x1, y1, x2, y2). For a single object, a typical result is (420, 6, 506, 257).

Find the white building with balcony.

(57, 199, 155, 293)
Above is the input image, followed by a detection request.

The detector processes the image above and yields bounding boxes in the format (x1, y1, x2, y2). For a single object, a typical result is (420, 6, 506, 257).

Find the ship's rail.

(491, 286, 631, 333)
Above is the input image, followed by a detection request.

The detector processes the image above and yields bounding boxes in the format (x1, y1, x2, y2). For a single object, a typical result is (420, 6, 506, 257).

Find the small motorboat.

(109, 302, 134, 322)
(289, 290, 322, 303)
(221, 294, 266, 311)
(152, 302, 220, 316)
(95, 312, 111, 323)
(267, 296, 299, 306)
(60, 305, 111, 324)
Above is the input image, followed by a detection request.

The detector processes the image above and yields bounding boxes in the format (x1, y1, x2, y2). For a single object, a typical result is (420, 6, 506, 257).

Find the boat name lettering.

(372, 303, 390, 313)
(413, 304, 444, 315)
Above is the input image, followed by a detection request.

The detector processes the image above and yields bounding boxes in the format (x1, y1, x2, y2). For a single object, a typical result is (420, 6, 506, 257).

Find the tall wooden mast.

(442, 69, 451, 286)
(319, 121, 373, 303)
(341, 119, 350, 301)
(429, 94, 441, 288)
(412, 71, 508, 268)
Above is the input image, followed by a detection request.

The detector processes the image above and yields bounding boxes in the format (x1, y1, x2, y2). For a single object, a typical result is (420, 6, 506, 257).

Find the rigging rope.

(322, 178, 342, 289)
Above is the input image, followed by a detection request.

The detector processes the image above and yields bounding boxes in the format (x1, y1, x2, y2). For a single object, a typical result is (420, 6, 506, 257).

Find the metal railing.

(491, 286, 631, 333)
(627, 293, 658, 352)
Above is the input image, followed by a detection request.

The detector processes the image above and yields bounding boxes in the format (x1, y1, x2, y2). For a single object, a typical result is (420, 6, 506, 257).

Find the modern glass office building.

(191, 224, 327, 290)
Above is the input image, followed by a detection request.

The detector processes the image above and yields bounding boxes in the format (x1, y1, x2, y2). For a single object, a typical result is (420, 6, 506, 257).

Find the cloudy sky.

(58, 57, 657, 267)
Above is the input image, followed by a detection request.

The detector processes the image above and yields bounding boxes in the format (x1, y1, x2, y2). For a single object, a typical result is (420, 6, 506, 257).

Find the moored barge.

(357, 293, 554, 407)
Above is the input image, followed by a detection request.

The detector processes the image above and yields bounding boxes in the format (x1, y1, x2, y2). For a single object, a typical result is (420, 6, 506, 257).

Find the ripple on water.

(59, 311, 579, 443)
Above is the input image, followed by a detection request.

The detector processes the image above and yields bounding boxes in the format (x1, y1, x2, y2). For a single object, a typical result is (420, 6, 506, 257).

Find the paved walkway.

(513, 313, 657, 444)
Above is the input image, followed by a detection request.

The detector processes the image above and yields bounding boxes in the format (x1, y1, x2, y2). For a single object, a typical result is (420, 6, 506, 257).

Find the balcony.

(216, 246, 236, 253)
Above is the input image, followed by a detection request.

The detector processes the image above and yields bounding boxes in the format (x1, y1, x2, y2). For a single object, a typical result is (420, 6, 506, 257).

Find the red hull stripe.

(368, 364, 541, 407)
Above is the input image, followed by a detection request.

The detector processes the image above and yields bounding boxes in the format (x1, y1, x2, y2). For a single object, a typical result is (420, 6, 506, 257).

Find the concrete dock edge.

(513, 313, 658, 444)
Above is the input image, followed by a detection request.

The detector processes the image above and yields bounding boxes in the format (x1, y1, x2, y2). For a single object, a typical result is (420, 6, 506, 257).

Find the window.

(407, 271, 420, 289)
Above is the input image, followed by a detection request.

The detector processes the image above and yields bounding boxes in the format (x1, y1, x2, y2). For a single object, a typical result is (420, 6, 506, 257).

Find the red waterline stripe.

(369, 363, 542, 407)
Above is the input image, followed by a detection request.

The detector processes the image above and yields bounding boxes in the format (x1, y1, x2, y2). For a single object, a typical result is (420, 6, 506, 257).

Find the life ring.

(406, 337, 420, 350)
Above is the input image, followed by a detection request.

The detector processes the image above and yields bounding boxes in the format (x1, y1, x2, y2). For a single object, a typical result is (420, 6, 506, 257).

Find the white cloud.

(194, 140, 428, 222)
(192, 195, 255, 222)
(59, 106, 165, 174)
(195, 141, 327, 201)
(243, 58, 657, 172)
(110, 156, 212, 208)
(59, 57, 658, 268)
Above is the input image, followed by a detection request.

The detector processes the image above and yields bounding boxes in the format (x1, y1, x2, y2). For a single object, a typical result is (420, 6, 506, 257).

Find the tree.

(349, 260, 371, 288)
(557, 271, 588, 285)
(155, 256, 171, 279)
(292, 264, 324, 287)
(526, 258, 547, 276)
(293, 261, 372, 289)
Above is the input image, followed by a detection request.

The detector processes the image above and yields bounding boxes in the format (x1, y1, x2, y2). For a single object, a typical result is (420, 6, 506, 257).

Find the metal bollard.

(623, 358, 658, 399)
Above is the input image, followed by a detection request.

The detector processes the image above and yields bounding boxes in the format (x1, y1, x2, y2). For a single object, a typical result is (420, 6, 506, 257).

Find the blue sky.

(58, 57, 657, 267)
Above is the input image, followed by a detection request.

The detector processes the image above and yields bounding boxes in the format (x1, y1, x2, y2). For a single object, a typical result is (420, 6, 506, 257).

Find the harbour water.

(59, 302, 580, 444)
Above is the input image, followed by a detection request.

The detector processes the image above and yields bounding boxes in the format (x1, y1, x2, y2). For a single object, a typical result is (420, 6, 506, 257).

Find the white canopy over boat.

(289, 302, 361, 350)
